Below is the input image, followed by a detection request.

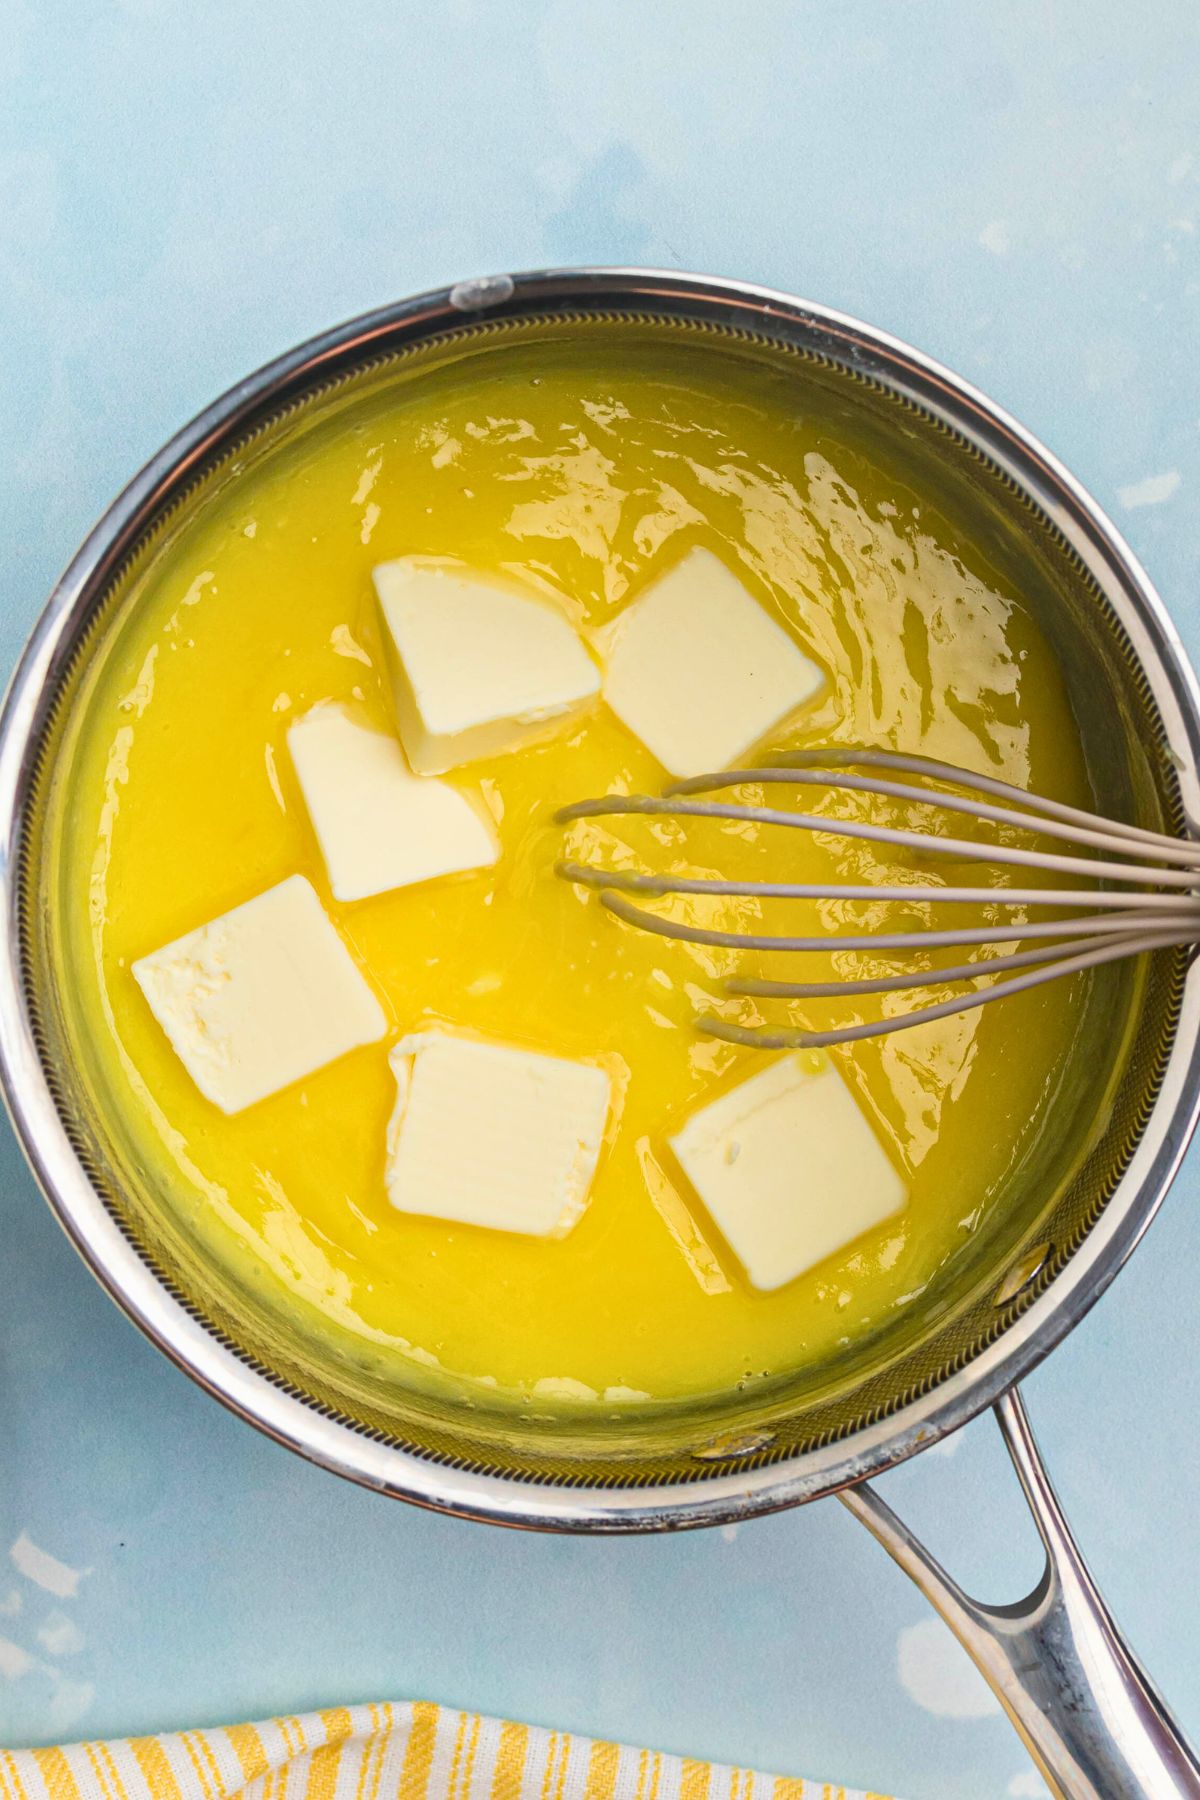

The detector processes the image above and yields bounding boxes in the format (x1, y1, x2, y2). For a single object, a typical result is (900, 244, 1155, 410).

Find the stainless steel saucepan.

(1, 270, 1198, 1798)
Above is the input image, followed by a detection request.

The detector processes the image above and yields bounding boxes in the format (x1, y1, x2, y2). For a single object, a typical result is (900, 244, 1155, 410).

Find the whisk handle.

(840, 1387, 1200, 1800)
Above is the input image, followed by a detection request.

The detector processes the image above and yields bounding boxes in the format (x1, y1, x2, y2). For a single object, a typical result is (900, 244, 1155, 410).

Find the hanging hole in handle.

(847, 1392, 1200, 1798)
(876, 1410, 1048, 1601)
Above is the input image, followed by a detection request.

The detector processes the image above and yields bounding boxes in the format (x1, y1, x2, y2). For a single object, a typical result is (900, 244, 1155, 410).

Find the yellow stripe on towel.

(5, 1704, 894, 1800)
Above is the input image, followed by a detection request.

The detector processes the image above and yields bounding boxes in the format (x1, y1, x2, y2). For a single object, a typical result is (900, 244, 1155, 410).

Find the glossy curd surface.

(60, 334, 1095, 1405)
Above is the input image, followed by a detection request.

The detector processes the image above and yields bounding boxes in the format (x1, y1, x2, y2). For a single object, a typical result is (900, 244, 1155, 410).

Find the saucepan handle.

(839, 1386, 1200, 1799)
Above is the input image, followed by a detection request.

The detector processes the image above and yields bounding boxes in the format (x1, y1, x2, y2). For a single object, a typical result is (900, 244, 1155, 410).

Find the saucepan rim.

(3, 266, 1199, 1531)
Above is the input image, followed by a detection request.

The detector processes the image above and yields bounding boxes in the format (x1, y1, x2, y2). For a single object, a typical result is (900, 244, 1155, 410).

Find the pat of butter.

(373, 559, 600, 774)
(668, 1054, 906, 1290)
(385, 1028, 611, 1237)
(601, 547, 824, 777)
(132, 874, 387, 1114)
(287, 704, 499, 902)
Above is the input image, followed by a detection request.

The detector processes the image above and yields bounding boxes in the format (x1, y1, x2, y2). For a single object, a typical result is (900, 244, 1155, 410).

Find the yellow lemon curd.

(59, 331, 1099, 1407)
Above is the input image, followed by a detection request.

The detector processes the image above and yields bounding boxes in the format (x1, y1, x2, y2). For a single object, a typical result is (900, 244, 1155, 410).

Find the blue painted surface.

(2, 4, 1199, 1795)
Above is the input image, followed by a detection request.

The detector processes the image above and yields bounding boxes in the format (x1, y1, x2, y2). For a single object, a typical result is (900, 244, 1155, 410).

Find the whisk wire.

(728, 929, 1186, 999)
(770, 747, 1193, 855)
(666, 764, 1200, 868)
(555, 797, 1200, 887)
(558, 858, 1199, 908)
(700, 928, 1194, 1051)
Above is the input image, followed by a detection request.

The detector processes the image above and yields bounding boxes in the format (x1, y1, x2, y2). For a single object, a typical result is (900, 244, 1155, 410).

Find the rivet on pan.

(692, 1428, 776, 1461)
(449, 274, 516, 313)
(994, 1241, 1052, 1307)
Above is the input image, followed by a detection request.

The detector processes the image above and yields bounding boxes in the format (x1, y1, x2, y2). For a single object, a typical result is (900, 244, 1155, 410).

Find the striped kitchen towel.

(0, 1700, 893, 1800)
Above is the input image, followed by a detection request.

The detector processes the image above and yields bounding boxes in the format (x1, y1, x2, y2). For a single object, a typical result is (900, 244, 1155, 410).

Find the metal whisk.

(555, 748, 1200, 1049)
